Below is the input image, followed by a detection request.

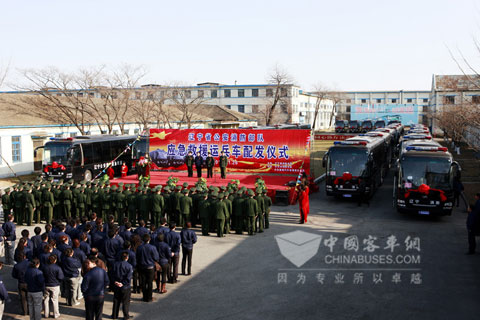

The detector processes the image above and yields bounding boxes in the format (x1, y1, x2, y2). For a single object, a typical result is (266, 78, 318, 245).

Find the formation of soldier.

(1, 175, 273, 237)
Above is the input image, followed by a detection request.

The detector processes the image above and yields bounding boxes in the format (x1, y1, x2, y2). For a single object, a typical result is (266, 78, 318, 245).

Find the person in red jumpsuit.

(121, 162, 128, 178)
(297, 184, 310, 224)
(106, 166, 115, 180)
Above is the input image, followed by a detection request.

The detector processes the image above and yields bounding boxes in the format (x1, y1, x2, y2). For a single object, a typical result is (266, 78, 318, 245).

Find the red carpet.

(111, 170, 299, 204)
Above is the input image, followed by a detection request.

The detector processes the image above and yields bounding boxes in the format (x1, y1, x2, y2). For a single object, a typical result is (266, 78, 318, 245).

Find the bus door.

(67, 145, 84, 180)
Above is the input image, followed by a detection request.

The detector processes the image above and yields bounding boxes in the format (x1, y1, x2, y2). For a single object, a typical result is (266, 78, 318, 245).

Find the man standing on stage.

(194, 152, 204, 178)
(185, 151, 194, 177)
(219, 151, 228, 179)
(206, 152, 214, 178)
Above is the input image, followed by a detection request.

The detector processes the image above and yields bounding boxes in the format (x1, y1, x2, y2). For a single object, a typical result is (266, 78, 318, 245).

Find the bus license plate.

(343, 194, 352, 198)
(419, 211, 430, 215)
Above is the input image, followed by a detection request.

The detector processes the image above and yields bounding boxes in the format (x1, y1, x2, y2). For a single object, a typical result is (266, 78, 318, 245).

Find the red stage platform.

(111, 171, 299, 204)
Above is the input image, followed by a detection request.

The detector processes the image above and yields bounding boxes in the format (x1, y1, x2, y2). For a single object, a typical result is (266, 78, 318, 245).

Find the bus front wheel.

(84, 170, 93, 182)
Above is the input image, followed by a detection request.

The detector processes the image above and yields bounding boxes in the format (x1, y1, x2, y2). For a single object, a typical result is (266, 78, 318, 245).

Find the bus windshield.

(400, 156, 451, 189)
(328, 148, 368, 177)
(335, 120, 346, 128)
(44, 143, 72, 165)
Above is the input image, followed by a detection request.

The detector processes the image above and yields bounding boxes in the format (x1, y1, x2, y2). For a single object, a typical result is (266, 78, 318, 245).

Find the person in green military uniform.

(116, 184, 127, 224)
(1, 188, 12, 221)
(62, 184, 73, 219)
(198, 192, 210, 236)
(262, 189, 272, 229)
(15, 185, 25, 225)
(180, 189, 192, 228)
(24, 186, 37, 226)
(244, 190, 258, 236)
(72, 183, 81, 218)
(110, 185, 118, 220)
(101, 186, 111, 221)
(232, 190, 245, 234)
(53, 183, 62, 220)
(41, 183, 54, 224)
(91, 186, 101, 217)
(171, 186, 183, 226)
(85, 181, 93, 216)
(137, 187, 150, 224)
(127, 186, 138, 226)
(255, 188, 265, 233)
(213, 192, 228, 237)
(33, 183, 42, 224)
(76, 186, 87, 217)
(222, 192, 232, 235)
(151, 186, 164, 227)
(219, 151, 228, 179)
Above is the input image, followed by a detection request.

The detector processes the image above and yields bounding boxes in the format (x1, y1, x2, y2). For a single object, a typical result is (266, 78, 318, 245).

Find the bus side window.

(69, 146, 82, 166)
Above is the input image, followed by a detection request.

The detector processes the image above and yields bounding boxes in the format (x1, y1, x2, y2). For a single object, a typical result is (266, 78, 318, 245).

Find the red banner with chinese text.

(149, 129, 311, 175)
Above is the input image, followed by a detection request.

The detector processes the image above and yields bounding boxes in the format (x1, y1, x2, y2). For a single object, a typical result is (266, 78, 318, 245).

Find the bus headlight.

(444, 202, 453, 207)
(66, 173, 72, 178)
(397, 199, 405, 204)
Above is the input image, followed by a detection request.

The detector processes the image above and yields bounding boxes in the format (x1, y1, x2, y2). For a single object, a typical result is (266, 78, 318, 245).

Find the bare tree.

(167, 83, 206, 128)
(264, 64, 294, 126)
(0, 60, 10, 88)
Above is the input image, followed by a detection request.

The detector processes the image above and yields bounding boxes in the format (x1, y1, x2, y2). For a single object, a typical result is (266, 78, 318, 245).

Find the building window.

(113, 130, 119, 135)
(78, 92, 84, 97)
(211, 90, 217, 98)
(101, 130, 107, 134)
(12, 136, 21, 163)
(346, 99, 352, 103)
(134, 129, 140, 135)
(55, 133, 63, 138)
(252, 105, 259, 113)
(346, 106, 351, 113)
(407, 98, 413, 103)
(70, 132, 77, 138)
(184, 90, 191, 99)
(266, 89, 273, 97)
(89, 92, 95, 97)
(361, 99, 367, 104)
(85, 131, 91, 135)
(238, 105, 245, 113)
(444, 96, 455, 104)
(147, 93, 154, 100)
(376, 99, 381, 103)
(238, 89, 245, 98)
(224, 89, 231, 98)
(226, 105, 231, 109)
(472, 96, 480, 104)
(423, 98, 428, 103)
(280, 88, 287, 97)
(135, 91, 142, 99)
(123, 129, 130, 135)
(252, 89, 259, 97)
(197, 90, 204, 98)
(391, 98, 397, 103)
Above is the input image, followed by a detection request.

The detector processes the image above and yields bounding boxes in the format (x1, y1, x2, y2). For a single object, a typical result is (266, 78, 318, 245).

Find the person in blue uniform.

(166, 223, 181, 284)
(112, 252, 133, 320)
(62, 248, 82, 306)
(466, 193, 480, 254)
(12, 252, 29, 316)
(154, 233, 172, 294)
(180, 222, 197, 276)
(136, 234, 159, 302)
(81, 256, 109, 320)
(0, 262, 10, 319)
(102, 230, 120, 290)
(24, 258, 45, 320)
(43, 254, 64, 319)
(2, 214, 16, 265)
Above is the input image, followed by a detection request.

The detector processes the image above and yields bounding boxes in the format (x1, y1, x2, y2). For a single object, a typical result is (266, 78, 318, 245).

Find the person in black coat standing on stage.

(184, 151, 194, 177)
(195, 152, 204, 178)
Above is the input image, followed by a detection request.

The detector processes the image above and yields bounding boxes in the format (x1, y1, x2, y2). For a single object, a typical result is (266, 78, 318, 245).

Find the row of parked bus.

(335, 119, 388, 133)
(323, 123, 460, 216)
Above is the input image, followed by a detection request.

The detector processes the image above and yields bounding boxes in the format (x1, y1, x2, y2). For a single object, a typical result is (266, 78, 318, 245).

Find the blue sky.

(1, 0, 480, 91)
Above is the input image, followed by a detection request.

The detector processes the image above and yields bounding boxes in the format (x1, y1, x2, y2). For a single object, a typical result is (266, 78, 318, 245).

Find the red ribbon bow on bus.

(334, 172, 354, 185)
(404, 183, 447, 202)
(43, 161, 66, 173)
